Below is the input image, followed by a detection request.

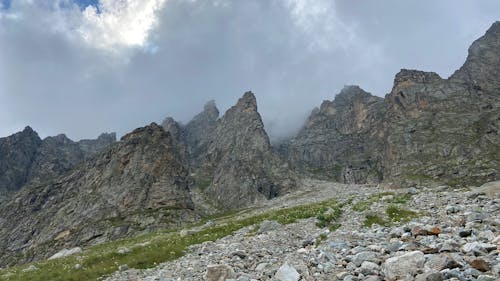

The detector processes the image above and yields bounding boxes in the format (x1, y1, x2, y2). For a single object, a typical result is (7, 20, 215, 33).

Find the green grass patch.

(363, 214, 388, 227)
(352, 192, 413, 212)
(315, 207, 342, 229)
(315, 233, 328, 247)
(386, 205, 419, 223)
(0, 198, 342, 281)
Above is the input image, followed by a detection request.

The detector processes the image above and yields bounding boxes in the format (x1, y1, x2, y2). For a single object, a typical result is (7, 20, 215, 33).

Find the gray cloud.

(0, 0, 499, 141)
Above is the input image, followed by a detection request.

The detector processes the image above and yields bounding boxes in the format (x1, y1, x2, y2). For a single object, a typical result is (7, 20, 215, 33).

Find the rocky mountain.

(282, 86, 386, 184)
(78, 133, 117, 156)
(283, 22, 500, 187)
(201, 92, 295, 209)
(162, 92, 296, 210)
(0, 123, 195, 266)
(0, 93, 296, 266)
(0, 129, 116, 198)
(0, 21, 498, 273)
(0, 127, 42, 196)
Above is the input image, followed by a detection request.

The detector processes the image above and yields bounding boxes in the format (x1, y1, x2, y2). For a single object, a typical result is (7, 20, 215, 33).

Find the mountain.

(0, 21, 498, 270)
(283, 22, 500, 186)
(0, 123, 194, 266)
(0, 129, 116, 198)
(0, 127, 42, 196)
(282, 86, 385, 183)
(201, 92, 295, 209)
(162, 92, 296, 210)
(0, 93, 296, 266)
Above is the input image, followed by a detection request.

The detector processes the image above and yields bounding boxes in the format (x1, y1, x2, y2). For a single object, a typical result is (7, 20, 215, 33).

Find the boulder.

(382, 251, 425, 279)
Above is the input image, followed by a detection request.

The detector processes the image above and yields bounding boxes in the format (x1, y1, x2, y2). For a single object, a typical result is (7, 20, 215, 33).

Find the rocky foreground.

(105, 180, 499, 281)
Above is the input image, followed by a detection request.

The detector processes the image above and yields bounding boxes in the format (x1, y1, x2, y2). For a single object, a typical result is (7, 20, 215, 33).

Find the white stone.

(275, 263, 300, 281)
(117, 247, 131, 254)
(382, 251, 425, 280)
(48, 247, 82, 260)
(22, 265, 38, 272)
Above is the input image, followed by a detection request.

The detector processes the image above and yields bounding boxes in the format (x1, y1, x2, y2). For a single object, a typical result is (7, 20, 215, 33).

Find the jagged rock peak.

(161, 117, 183, 141)
(21, 126, 36, 134)
(394, 69, 442, 85)
(96, 132, 116, 142)
(450, 21, 500, 91)
(235, 91, 258, 111)
(44, 134, 73, 144)
(390, 69, 442, 96)
(333, 85, 377, 105)
(12, 126, 40, 140)
(317, 86, 380, 114)
(121, 122, 168, 142)
(188, 100, 220, 125)
(203, 100, 219, 115)
(161, 117, 178, 129)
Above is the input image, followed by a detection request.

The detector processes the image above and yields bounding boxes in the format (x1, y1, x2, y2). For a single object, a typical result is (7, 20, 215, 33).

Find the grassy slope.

(0, 198, 342, 281)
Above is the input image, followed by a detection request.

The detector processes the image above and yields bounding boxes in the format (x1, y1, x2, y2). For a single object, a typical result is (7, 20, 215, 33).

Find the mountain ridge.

(0, 21, 498, 269)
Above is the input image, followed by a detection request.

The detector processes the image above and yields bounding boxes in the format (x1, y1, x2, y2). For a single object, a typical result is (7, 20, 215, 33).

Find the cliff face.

(284, 22, 500, 186)
(0, 128, 116, 198)
(163, 93, 296, 210)
(283, 86, 385, 184)
(202, 92, 295, 209)
(382, 69, 499, 186)
(0, 123, 194, 266)
(0, 127, 42, 195)
(450, 21, 500, 92)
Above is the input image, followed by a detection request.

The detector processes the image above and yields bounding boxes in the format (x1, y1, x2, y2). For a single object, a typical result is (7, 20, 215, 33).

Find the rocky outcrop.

(78, 132, 117, 156)
(0, 126, 42, 195)
(160, 94, 296, 210)
(183, 100, 219, 168)
(161, 101, 219, 168)
(381, 66, 499, 186)
(284, 22, 500, 186)
(0, 128, 115, 198)
(202, 92, 295, 209)
(0, 123, 194, 266)
(283, 86, 385, 184)
(26, 134, 85, 186)
(451, 21, 500, 92)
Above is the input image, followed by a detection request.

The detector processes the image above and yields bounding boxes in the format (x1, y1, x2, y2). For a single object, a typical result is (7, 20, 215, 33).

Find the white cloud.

(79, 0, 167, 51)
(285, 0, 356, 51)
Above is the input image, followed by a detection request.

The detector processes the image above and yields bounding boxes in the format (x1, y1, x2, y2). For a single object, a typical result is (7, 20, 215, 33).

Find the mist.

(0, 0, 499, 142)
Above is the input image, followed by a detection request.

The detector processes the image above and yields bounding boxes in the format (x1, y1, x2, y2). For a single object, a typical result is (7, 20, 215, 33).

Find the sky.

(0, 0, 499, 142)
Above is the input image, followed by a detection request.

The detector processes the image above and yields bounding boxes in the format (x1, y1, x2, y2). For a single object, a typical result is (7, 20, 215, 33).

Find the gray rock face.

(451, 21, 500, 92)
(382, 251, 425, 280)
(0, 128, 115, 197)
(283, 86, 385, 184)
(0, 123, 194, 266)
(78, 132, 117, 156)
(0, 126, 42, 195)
(284, 22, 500, 186)
(161, 93, 296, 210)
(27, 134, 85, 186)
(202, 92, 295, 209)
(183, 100, 219, 168)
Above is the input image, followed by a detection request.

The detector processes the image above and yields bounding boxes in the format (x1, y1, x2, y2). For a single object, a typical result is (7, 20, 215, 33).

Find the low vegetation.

(363, 205, 420, 227)
(386, 205, 419, 223)
(0, 198, 343, 281)
(363, 214, 388, 227)
(352, 192, 412, 212)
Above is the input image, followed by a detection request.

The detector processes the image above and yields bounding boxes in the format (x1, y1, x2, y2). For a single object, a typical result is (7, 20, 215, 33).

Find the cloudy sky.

(0, 0, 499, 141)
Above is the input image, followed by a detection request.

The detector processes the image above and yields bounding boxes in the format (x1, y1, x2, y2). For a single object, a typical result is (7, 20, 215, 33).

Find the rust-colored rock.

(471, 259, 491, 272)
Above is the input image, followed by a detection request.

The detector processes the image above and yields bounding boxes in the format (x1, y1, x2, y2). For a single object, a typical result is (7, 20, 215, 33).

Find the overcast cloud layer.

(0, 0, 499, 141)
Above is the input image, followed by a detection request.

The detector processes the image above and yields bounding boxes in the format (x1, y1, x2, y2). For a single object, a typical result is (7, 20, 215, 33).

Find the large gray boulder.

(382, 251, 425, 280)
